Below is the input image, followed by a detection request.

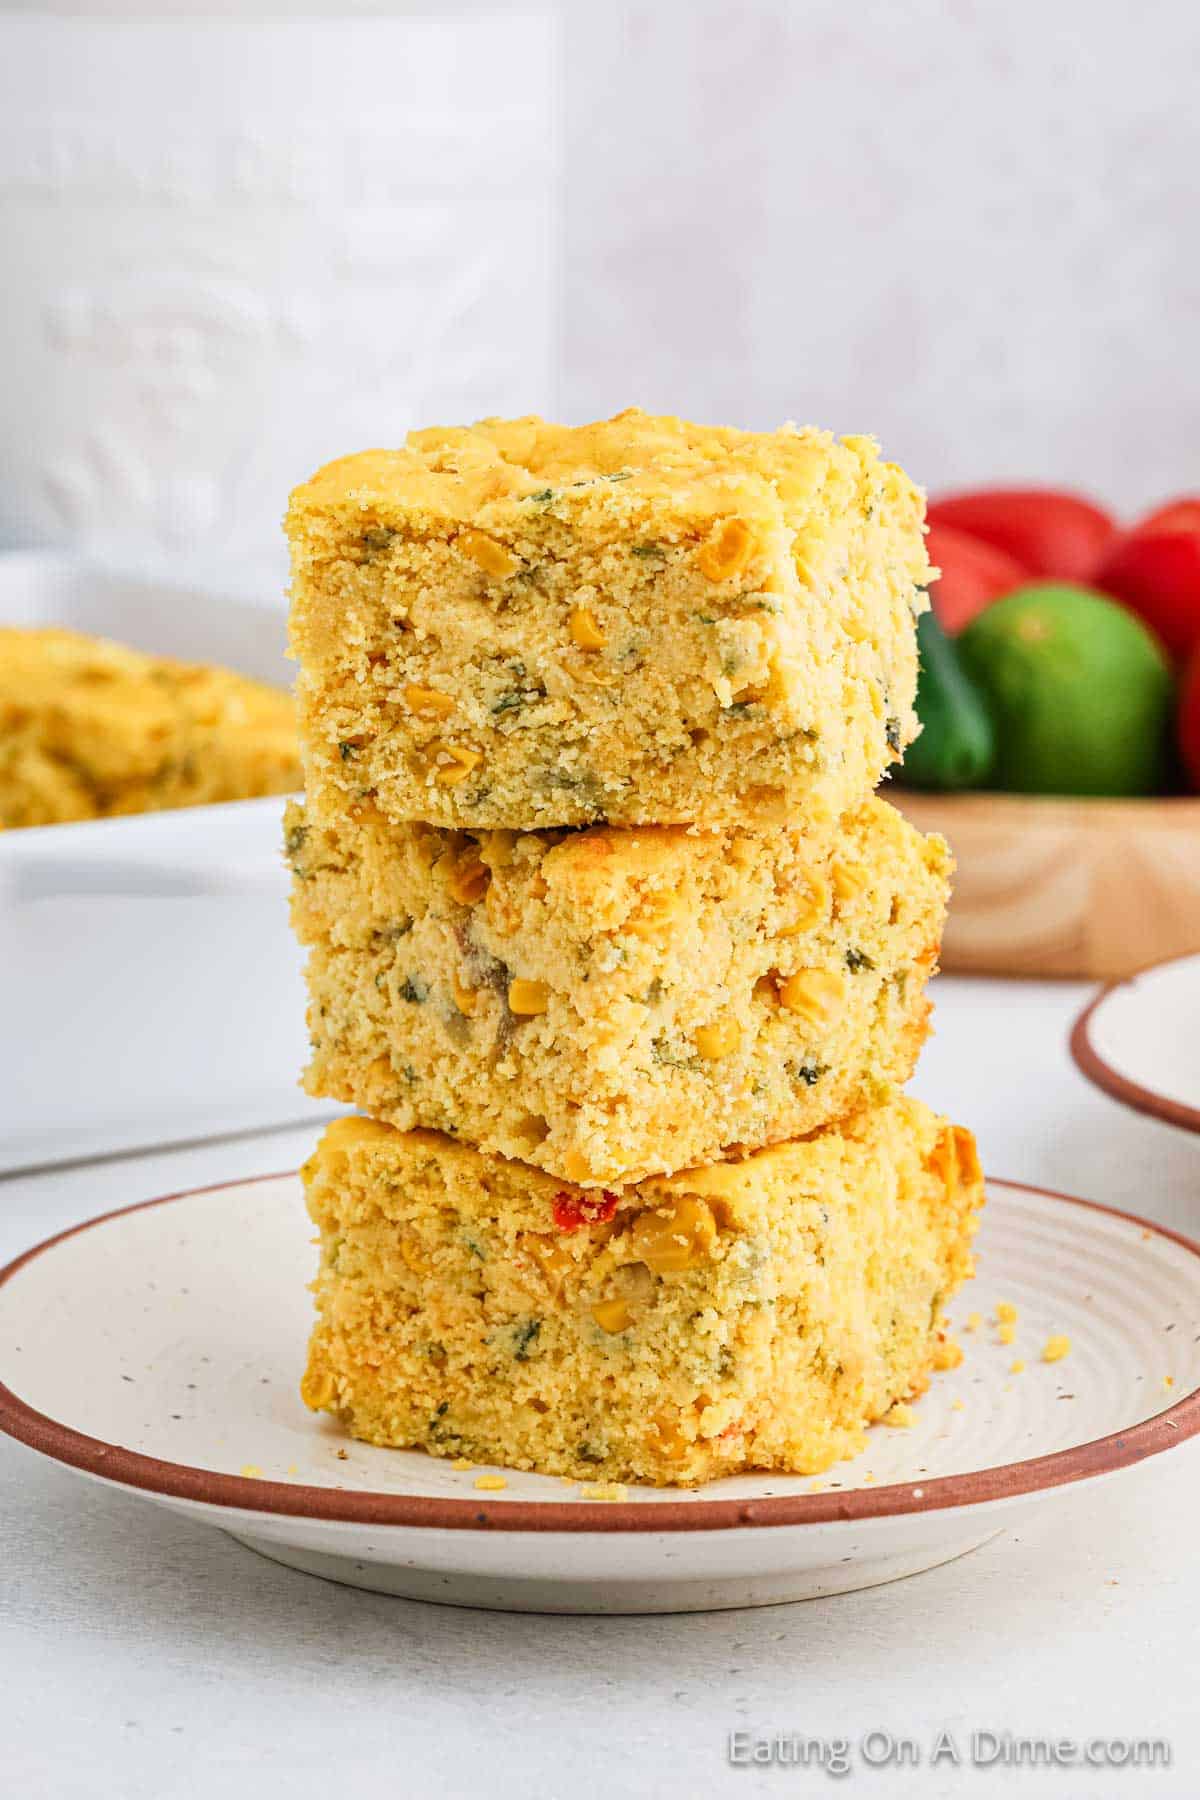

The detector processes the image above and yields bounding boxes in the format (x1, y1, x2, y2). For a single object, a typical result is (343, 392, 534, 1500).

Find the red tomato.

(927, 489, 1117, 582)
(925, 520, 1027, 633)
(1134, 496, 1200, 537)
(1094, 503, 1200, 661)
(1179, 649, 1200, 790)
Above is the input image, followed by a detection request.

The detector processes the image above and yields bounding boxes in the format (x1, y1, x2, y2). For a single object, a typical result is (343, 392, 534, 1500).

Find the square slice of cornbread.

(286, 410, 931, 830)
(287, 794, 951, 1185)
(0, 627, 300, 828)
(300, 1095, 983, 1486)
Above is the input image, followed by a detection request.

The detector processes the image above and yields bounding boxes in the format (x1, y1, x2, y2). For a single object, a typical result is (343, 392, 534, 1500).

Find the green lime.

(957, 583, 1173, 797)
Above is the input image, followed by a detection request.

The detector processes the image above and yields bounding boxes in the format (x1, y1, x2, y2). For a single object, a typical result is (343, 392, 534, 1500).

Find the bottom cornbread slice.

(301, 1093, 983, 1487)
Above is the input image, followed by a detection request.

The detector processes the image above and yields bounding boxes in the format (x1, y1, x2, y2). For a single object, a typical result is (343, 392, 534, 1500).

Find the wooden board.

(892, 791, 1200, 980)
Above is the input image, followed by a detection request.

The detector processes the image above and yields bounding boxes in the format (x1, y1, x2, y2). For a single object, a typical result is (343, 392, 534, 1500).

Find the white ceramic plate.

(1071, 951, 1200, 1136)
(2, 1173, 1198, 1614)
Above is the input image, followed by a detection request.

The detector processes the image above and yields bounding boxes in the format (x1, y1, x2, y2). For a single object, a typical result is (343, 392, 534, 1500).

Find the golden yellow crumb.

(286, 1463, 299, 1476)
(998, 1322, 1016, 1346)
(299, 1097, 983, 1485)
(287, 410, 933, 833)
(995, 1300, 1018, 1325)
(239, 1464, 263, 1478)
(287, 794, 949, 1187)
(580, 1482, 629, 1502)
(451, 1457, 475, 1471)
(1042, 1335, 1071, 1363)
(1009, 1359, 1025, 1374)
(474, 1474, 508, 1492)
(807, 1478, 826, 1492)
(932, 1336, 963, 1371)
(883, 1402, 915, 1428)
(0, 626, 299, 829)
(965, 1312, 982, 1333)
(951, 1398, 965, 1412)
(1164, 1376, 1175, 1390)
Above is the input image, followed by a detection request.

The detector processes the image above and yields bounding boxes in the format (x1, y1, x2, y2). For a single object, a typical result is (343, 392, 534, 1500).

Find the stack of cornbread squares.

(285, 411, 983, 1488)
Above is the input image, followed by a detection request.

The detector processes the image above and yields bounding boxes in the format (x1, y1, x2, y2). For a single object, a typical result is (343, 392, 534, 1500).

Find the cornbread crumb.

(931, 1335, 963, 1371)
(239, 1464, 263, 1478)
(300, 1094, 983, 1484)
(288, 793, 949, 1185)
(951, 1399, 965, 1412)
(995, 1301, 1018, 1325)
(580, 1482, 628, 1502)
(0, 626, 299, 828)
(1042, 1335, 1071, 1363)
(1164, 1376, 1175, 1390)
(287, 410, 932, 831)
(998, 1322, 1016, 1346)
(286, 1463, 299, 1476)
(965, 1312, 982, 1333)
(1010, 1359, 1025, 1374)
(883, 1402, 915, 1429)
(474, 1474, 508, 1492)
(451, 1457, 476, 1471)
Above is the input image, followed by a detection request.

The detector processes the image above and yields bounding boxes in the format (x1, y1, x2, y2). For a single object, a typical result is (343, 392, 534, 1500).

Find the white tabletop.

(4, 976, 1199, 1799)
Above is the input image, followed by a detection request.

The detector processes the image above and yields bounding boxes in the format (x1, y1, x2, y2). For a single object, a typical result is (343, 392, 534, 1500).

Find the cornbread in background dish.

(300, 1094, 982, 1487)
(287, 793, 951, 1184)
(0, 627, 300, 829)
(286, 409, 932, 830)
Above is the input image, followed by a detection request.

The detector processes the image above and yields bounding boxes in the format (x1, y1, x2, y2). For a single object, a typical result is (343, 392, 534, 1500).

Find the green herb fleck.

(399, 975, 429, 1004)
(512, 1319, 542, 1362)
(463, 1233, 487, 1261)
(845, 948, 875, 973)
(885, 716, 902, 753)
(631, 542, 663, 559)
(375, 918, 413, 944)
(284, 822, 308, 859)
(525, 488, 556, 506)
(491, 691, 527, 716)
(790, 1062, 828, 1087)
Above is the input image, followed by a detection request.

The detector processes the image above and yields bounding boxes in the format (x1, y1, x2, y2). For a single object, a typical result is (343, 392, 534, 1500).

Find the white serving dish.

(0, 551, 333, 1171)
(2, 1171, 1197, 1612)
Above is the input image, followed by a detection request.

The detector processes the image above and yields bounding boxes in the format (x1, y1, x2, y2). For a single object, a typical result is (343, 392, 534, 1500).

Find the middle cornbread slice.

(288, 794, 950, 1186)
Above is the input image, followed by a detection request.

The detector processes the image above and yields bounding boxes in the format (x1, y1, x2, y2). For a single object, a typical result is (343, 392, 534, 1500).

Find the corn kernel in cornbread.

(287, 794, 950, 1184)
(287, 410, 931, 829)
(0, 627, 300, 828)
(300, 1095, 983, 1486)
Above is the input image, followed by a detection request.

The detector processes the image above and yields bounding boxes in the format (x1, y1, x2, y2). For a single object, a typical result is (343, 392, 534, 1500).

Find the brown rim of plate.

(2, 1173, 1199, 1535)
(1070, 949, 1200, 1138)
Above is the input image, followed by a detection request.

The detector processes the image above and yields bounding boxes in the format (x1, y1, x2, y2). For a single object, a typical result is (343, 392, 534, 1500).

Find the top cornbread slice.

(0, 626, 300, 829)
(287, 410, 932, 829)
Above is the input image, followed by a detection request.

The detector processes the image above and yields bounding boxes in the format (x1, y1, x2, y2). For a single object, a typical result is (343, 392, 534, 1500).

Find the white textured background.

(0, 0, 1197, 581)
